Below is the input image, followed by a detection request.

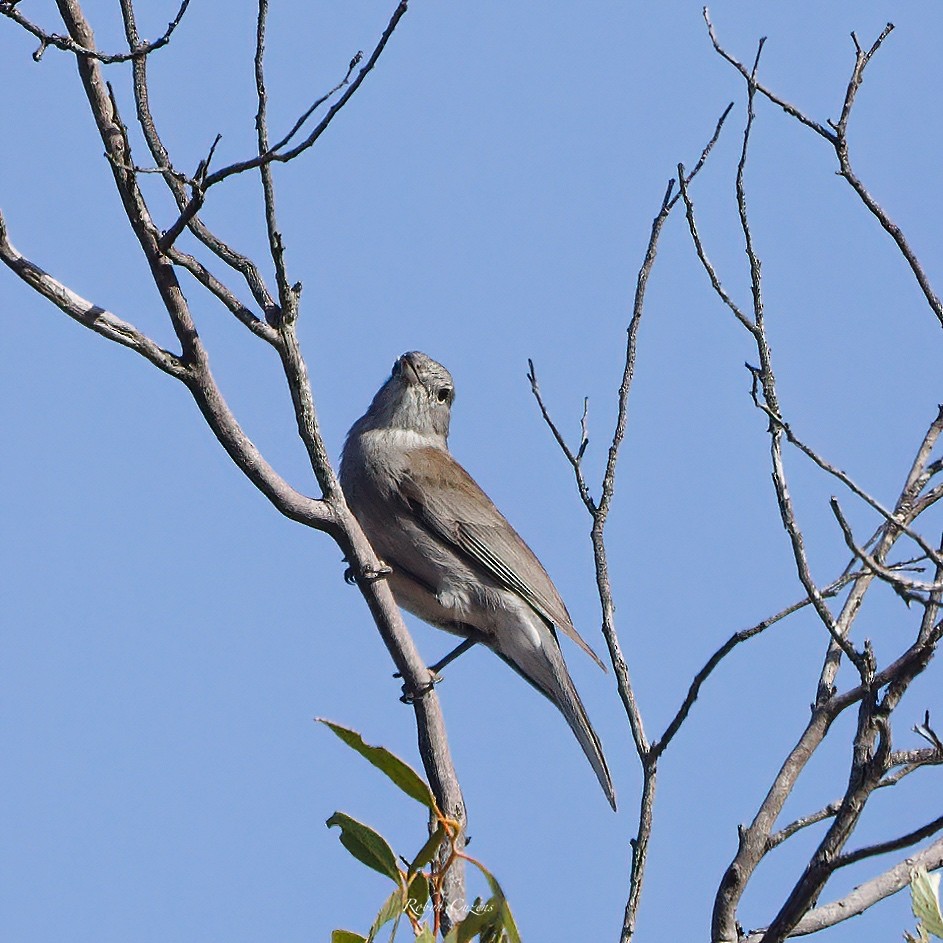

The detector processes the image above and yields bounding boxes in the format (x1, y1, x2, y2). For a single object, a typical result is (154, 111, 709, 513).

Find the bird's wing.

(398, 447, 606, 671)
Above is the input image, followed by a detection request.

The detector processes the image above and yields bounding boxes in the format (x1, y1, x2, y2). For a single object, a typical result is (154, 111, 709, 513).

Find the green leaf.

(454, 911, 487, 942)
(464, 861, 521, 943)
(455, 898, 496, 943)
(409, 825, 446, 875)
(494, 897, 521, 943)
(367, 889, 403, 943)
(414, 928, 436, 943)
(326, 812, 402, 884)
(332, 932, 367, 943)
(318, 719, 436, 810)
(912, 868, 943, 938)
(406, 871, 430, 921)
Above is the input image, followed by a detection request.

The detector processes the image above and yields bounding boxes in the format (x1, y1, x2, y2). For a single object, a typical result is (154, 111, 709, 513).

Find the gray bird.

(340, 351, 616, 810)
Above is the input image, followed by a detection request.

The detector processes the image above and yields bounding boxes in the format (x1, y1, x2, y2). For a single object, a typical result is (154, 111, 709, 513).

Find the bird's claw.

(343, 563, 393, 585)
(399, 674, 440, 703)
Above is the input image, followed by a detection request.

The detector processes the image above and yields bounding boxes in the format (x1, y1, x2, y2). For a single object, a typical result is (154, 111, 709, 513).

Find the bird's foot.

(343, 562, 393, 585)
(399, 674, 439, 704)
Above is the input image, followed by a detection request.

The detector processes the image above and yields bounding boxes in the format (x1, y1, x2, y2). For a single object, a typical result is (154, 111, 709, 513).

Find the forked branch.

(2, 0, 466, 924)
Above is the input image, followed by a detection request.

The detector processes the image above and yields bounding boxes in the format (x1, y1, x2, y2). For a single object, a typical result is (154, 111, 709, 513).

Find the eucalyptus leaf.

(455, 897, 500, 943)
(318, 719, 436, 809)
(406, 871, 430, 920)
(410, 825, 446, 874)
(463, 863, 520, 943)
(912, 868, 943, 938)
(367, 889, 403, 943)
(326, 812, 402, 885)
(331, 932, 367, 943)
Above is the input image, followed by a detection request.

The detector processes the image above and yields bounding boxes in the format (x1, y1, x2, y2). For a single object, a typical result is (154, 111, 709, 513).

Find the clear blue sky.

(2, 2, 941, 941)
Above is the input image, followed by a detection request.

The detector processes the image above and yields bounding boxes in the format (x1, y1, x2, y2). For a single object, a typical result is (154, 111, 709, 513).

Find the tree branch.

(742, 837, 943, 941)
(0, 212, 186, 379)
(652, 570, 859, 760)
(7, 1, 469, 924)
(533, 104, 732, 943)
(834, 815, 943, 870)
(159, 1, 410, 250)
(118, 0, 279, 321)
(1, 0, 190, 63)
(706, 11, 943, 330)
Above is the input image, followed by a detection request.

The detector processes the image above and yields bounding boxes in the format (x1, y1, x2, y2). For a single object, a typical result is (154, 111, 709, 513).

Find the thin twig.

(773, 422, 943, 571)
(768, 803, 842, 850)
(1, 0, 190, 63)
(743, 838, 943, 941)
(165, 245, 277, 342)
(622, 765, 656, 941)
(833, 814, 943, 870)
(684, 40, 867, 677)
(707, 11, 943, 330)
(653, 570, 859, 759)
(160, 1, 409, 250)
(589, 106, 733, 943)
(119, 0, 278, 319)
(527, 359, 596, 514)
(830, 498, 943, 600)
(677, 166, 757, 335)
(770, 744, 943, 850)
(254, 0, 292, 320)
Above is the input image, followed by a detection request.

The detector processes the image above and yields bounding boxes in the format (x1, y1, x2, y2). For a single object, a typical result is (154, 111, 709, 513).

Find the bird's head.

(357, 351, 455, 443)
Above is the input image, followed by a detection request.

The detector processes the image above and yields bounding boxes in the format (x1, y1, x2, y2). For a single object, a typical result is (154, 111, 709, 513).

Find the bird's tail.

(497, 622, 616, 811)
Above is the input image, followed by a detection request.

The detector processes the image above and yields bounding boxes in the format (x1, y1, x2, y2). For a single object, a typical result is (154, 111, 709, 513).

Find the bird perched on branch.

(340, 351, 616, 810)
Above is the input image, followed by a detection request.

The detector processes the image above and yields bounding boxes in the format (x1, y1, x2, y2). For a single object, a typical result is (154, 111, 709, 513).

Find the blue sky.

(2, 2, 942, 941)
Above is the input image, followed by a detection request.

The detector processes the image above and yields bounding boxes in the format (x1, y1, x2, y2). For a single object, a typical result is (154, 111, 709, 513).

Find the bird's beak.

(398, 354, 419, 385)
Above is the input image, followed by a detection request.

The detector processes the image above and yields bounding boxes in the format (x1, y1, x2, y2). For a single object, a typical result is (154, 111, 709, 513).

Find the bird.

(340, 351, 616, 810)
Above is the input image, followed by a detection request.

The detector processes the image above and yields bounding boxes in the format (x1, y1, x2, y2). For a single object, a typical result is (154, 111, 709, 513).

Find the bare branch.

(653, 570, 859, 759)
(771, 744, 943, 850)
(773, 422, 943, 571)
(160, 1, 410, 250)
(1, 0, 190, 63)
(759, 568, 943, 943)
(254, 0, 291, 317)
(830, 499, 943, 600)
(768, 803, 843, 851)
(677, 166, 757, 335)
(833, 23, 895, 134)
(706, 12, 943, 329)
(603, 106, 733, 943)
(527, 359, 596, 514)
(622, 765, 656, 942)
(915, 711, 943, 751)
(816, 411, 943, 704)
(53, 0, 202, 369)
(743, 838, 943, 940)
(164, 245, 278, 343)
(687, 41, 867, 680)
(834, 815, 943, 870)
(703, 8, 836, 142)
(115, 0, 278, 318)
(829, 26, 943, 326)
(0, 211, 186, 379)
(885, 746, 943, 780)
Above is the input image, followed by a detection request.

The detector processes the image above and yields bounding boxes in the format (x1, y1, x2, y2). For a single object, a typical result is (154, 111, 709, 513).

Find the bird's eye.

(436, 387, 452, 404)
